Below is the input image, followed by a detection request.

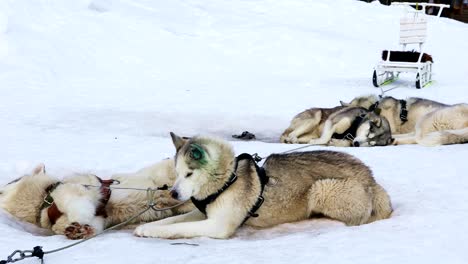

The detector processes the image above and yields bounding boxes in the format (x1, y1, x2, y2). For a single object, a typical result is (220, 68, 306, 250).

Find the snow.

(0, 0, 467, 263)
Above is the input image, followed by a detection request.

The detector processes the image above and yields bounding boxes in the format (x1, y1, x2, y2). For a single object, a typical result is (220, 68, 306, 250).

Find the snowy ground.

(0, 0, 467, 263)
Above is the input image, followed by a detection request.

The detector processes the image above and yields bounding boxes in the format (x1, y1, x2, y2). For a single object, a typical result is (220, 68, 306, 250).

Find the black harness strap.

(190, 153, 269, 226)
(332, 115, 365, 141)
(369, 101, 380, 112)
(399, 100, 408, 123)
(37, 182, 61, 225)
(39, 182, 61, 211)
(190, 172, 238, 215)
(241, 164, 268, 225)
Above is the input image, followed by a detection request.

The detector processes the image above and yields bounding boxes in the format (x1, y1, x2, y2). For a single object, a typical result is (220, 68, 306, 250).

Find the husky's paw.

(154, 191, 183, 208)
(288, 136, 299, 144)
(282, 135, 298, 144)
(64, 222, 95, 240)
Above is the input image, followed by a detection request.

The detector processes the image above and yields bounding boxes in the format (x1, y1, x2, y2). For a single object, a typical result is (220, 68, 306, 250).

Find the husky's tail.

(417, 127, 468, 146)
(367, 184, 393, 224)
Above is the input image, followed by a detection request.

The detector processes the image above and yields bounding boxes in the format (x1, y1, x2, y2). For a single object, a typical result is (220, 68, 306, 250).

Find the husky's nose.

(353, 141, 360, 147)
(170, 190, 179, 199)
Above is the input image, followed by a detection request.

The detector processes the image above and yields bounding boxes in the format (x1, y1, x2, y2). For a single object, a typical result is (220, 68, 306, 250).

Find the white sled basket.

(373, 2, 449, 89)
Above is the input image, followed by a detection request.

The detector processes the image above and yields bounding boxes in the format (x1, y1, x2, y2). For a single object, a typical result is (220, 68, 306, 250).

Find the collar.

(399, 100, 408, 123)
(191, 153, 269, 225)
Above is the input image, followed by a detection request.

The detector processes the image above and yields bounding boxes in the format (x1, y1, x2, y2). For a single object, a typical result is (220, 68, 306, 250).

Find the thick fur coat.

(134, 133, 392, 239)
(0, 160, 193, 239)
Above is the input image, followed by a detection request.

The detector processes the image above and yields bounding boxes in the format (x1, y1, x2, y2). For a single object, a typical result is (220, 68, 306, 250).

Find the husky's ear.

(368, 114, 382, 128)
(33, 163, 46, 175)
(340, 100, 350, 107)
(373, 117, 382, 128)
(170, 132, 186, 152)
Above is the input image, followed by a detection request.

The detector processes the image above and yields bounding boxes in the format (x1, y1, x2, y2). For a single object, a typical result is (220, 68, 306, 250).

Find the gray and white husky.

(0, 160, 193, 239)
(281, 106, 394, 147)
(341, 95, 468, 146)
(134, 133, 392, 239)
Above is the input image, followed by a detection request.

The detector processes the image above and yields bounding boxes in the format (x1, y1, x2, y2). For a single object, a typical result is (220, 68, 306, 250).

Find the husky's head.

(340, 95, 380, 110)
(353, 113, 394, 147)
(169, 132, 235, 202)
(0, 164, 57, 224)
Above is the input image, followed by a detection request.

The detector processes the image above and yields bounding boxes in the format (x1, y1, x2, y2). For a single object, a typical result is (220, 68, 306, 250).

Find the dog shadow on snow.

(0, 211, 343, 241)
(0, 209, 53, 236)
(1, 208, 399, 241)
(233, 217, 346, 241)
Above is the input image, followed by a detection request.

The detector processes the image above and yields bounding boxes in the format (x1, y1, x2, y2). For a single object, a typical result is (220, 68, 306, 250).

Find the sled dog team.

(0, 94, 466, 240)
(281, 94, 468, 147)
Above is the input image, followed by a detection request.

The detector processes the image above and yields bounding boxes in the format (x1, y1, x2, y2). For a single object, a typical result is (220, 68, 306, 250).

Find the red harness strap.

(47, 203, 63, 225)
(95, 178, 114, 218)
(45, 177, 114, 225)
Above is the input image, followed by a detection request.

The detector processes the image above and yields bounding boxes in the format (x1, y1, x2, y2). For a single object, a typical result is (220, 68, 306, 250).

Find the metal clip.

(42, 195, 53, 207)
(344, 133, 355, 141)
(111, 179, 120, 185)
(146, 188, 156, 208)
(252, 153, 263, 162)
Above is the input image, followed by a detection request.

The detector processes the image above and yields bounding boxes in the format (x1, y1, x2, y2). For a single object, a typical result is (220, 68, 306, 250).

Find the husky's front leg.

(142, 209, 205, 227)
(134, 218, 235, 239)
(134, 210, 205, 237)
(328, 138, 352, 147)
(308, 120, 336, 145)
(393, 135, 417, 145)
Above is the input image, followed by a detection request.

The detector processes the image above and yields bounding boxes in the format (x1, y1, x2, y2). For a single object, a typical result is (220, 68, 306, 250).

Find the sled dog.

(0, 160, 193, 239)
(341, 95, 468, 146)
(281, 106, 394, 147)
(134, 133, 392, 239)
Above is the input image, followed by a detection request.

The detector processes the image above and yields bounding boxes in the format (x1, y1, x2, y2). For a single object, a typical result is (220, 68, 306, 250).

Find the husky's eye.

(185, 172, 193, 178)
(190, 148, 202, 160)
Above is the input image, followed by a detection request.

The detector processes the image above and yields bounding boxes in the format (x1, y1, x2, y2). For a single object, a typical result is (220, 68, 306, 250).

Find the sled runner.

(372, 2, 449, 89)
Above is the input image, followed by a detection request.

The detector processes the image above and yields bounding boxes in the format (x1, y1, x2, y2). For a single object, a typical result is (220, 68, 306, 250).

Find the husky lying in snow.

(280, 105, 394, 147)
(0, 160, 193, 239)
(134, 133, 392, 239)
(341, 95, 468, 146)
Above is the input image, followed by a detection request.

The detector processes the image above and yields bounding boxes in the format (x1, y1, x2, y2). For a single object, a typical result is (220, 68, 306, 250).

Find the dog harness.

(38, 182, 62, 225)
(399, 100, 408, 123)
(190, 153, 269, 226)
(368, 98, 408, 123)
(38, 177, 115, 225)
(369, 101, 380, 113)
(332, 115, 365, 142)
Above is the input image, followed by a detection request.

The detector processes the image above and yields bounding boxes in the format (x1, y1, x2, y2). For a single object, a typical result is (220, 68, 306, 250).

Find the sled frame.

(373, 2, 448, 89)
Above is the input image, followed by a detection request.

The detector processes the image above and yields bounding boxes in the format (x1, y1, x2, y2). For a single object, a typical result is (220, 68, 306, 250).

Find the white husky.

(134, 133, 392, 239)
(0, 160, 193, 239)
